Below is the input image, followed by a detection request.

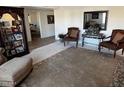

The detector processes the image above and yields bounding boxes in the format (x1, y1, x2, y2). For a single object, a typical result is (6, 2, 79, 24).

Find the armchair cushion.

(99, 41, 119, 50)
(112, 32, 124, 44)
(64, 37, 77, 41)
(69, 30, 78, 38)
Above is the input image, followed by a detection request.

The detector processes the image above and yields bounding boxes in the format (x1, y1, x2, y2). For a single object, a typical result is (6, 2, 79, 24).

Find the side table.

(82, 33, 106, 47)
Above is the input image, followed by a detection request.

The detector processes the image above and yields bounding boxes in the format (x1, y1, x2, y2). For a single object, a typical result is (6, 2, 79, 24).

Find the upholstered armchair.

(98, 29, 124, 58)
(63, 27, 80, 48)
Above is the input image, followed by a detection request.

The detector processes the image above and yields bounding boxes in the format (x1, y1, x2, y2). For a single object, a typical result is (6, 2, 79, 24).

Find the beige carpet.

(26, 40, 124, 65)
(26, 41, 71, 64)
(113, 58, 124, 87)
(19, 48, 123, 87)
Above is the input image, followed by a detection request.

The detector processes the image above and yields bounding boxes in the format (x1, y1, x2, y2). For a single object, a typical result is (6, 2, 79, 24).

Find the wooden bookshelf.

(0, 7, 29, 60)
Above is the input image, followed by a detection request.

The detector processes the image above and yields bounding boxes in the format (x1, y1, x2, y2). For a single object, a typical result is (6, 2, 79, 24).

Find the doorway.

(27, 9, 56, 51)
(28, 13, 41, 39)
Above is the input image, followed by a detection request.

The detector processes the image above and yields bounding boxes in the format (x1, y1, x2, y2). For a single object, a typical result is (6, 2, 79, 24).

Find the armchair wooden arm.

(103, 36, 111, 39)
(64, 34, 69, 38)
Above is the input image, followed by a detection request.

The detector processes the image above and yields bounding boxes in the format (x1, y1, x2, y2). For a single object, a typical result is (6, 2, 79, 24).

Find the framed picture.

(14, 41, 22, 47)
(11, 50, 16, 55)
(8, 35, 15, 41)
(47, 15, 54, 24)
(16, 46, 24, 53)
(14, 33, 23, 40)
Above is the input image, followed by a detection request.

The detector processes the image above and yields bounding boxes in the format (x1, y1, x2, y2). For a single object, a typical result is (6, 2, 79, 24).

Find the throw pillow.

(69, 30, 78, 38)
(112, 32, 124, 44)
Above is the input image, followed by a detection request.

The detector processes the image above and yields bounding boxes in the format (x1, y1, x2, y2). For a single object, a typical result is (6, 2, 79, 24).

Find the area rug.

(112, 58, 124, 87)
(19, 48, 123, 87)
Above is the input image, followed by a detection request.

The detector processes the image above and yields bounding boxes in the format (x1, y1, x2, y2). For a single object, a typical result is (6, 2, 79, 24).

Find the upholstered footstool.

(0, 57, 33, 87)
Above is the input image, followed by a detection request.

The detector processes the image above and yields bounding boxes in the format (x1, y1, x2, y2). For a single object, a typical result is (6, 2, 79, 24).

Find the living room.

(0, 0, 124, 92)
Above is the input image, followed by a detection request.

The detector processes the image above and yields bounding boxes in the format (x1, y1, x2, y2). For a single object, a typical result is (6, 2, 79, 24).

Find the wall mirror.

(83, 11, 108, 30)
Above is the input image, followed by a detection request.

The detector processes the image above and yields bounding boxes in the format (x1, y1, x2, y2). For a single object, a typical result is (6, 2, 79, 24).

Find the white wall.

(28, 10, 40, 31)
(30, 12, 37, 25)
(54, 6, 124, 45)
(54, 7, 85, 41)
(40, 10, 55, 38)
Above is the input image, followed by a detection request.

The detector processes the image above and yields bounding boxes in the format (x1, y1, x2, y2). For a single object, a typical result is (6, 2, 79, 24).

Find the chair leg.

(98, 45, 101, 52)
(64, 41, 65, 46)
(122, 49, 124, 55)
(82, 37, 85, 47)
(76, 41, 78, 48)
(114, 50, 116, 58)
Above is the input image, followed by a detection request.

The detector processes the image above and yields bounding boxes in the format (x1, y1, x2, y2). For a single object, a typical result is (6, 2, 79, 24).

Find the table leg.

(122, 49, 124, 55)
(82, 36, 85, 47)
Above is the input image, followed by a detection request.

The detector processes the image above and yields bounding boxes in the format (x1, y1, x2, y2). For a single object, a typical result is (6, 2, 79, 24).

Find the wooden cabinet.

(0, 7, 29, 60)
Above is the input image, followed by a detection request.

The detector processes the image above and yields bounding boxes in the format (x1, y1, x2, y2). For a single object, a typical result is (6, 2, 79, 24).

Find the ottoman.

(0, 57, 33, 87)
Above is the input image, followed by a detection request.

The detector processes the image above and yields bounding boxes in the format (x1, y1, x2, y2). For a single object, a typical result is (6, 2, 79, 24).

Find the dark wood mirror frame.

(83, 11, 108, 30)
